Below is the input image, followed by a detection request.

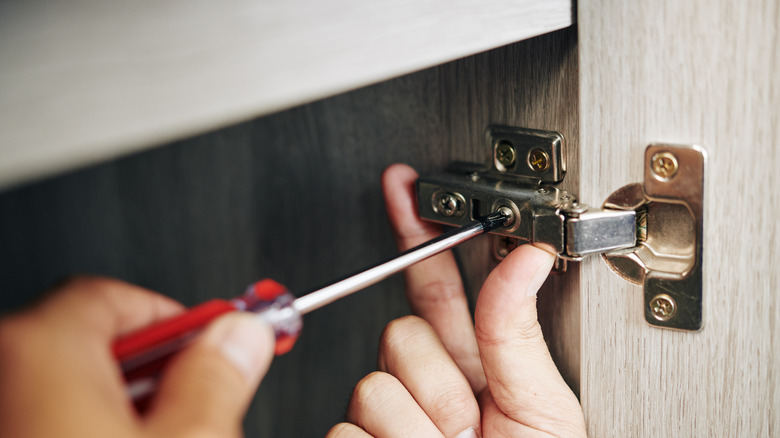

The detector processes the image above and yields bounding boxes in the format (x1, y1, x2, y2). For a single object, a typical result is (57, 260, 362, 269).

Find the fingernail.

(454, 427, 478, 438)
(526, 250, 556, 297)
(203, 313, 274, 382)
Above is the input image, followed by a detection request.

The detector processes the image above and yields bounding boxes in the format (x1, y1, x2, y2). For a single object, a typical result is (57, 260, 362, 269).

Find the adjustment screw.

(527, 148, 551, 172)
(496, 206, 515, 228)
(496, 142, 516, 168)
(432, 192, 463, 217)
(649, 294, 677, 321)
(651, 151, 679, 180)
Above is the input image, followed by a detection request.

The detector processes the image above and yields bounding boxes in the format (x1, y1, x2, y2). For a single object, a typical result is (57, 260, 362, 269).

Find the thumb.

(145, 312, 275, 437)
(474, 244, 583, 431)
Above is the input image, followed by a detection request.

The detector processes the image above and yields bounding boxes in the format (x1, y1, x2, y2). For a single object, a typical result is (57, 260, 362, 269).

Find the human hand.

(329, 164, 586, 437)
(0, 276, 274, 438)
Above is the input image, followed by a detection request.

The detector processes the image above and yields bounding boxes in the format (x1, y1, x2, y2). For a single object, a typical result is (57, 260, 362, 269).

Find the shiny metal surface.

(418, 167, 569, 254)
(419, 129, 705, 331)
(650, 151, 679, 180)
(431, 191, 466, 217)
(527, 148, 551, 172)
(649, 294, 677, 321)
(565, 208, 637, 258)
(602, 144, 706, 330)
(495, 142, 517, 167)
(418, 164, 636, 261)
(293, 211, 508, 315)
(488, 125, 565, 183)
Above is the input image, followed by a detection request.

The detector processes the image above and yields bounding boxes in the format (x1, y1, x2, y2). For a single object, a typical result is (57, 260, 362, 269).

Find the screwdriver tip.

(480, 210, 511, 232)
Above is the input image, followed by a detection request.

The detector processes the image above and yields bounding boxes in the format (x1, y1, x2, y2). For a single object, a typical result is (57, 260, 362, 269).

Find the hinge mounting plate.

(602, 144, 706, 330)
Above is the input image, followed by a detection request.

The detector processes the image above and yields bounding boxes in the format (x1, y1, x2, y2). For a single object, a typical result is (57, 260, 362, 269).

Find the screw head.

(649, 294, 677, 321)
(495, 142, 516, 168)
(496, 206, 515, 228)
(493, 236, 519, 260)
(527, 148, 551, 172)
(432, 192, 464, 217)
(651, 151, 679, 180)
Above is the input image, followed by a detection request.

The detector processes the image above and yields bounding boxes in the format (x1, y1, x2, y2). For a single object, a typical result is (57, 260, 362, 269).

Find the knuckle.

(381, 315, 428, 347)
(512, 316, 544, 342)
(50, 275, 125, 306)
(326, 422, 364, 438)
(348, 371, 402, 420)
(475, 314, 543, 347)
(53, 274, 110, 292)
(53, 275, 137, 301)
(352, 371, 400, 403)
(411, 278, 464, 304)
(379, 316, 434, 364)
(427, 384, 478, 424)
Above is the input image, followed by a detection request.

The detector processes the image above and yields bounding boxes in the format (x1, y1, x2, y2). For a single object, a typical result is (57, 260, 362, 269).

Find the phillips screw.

(528, 148, 551, 173)
(651, 151, 679, 180)
(496, 142, 516, 168)
(649, 294, 677, 321)
(432, 192, 465, 217)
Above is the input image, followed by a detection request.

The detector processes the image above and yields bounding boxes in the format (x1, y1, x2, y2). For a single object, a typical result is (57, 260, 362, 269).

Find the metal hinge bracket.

(416, 126, 705, 330)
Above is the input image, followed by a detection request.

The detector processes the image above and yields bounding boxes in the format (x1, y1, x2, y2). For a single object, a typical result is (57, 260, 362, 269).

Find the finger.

(478, 390, 581, 437)
(347, 371, 443, 438)
(378, 316, 480, 438)
(382, 164, 485, 392)
(474, 245, 585, 432)
(34, 275, 184, 339)
(326, 423, 374, 438)
(146, 312, 274, 436)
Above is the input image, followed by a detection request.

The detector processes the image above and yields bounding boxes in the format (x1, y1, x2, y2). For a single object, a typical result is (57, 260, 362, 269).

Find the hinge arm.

(417, 164, 636, 261)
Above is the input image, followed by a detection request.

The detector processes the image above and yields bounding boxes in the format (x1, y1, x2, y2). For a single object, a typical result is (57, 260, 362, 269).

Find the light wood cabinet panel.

(579, 0, 779, 435)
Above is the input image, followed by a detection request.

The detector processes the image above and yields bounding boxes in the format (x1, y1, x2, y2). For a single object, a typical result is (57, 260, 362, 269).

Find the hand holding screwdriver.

(0, 164, 585, 438)
(113, 211, 510, 401)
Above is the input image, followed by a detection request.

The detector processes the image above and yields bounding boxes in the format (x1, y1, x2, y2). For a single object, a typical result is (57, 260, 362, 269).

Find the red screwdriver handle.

(113, 279, 302, 401)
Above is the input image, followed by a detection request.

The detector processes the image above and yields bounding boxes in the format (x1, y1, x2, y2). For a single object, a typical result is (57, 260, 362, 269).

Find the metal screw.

(649, 294, 677, 321)
(494, 236, 519, 260)
(496, 206, 515, 228)
(651, 151, 679, 180)
(432, 192, 464, 217)
(566, 201, 588, 214)
(496, 142, 516, 168)
(527, 148, 551, 172)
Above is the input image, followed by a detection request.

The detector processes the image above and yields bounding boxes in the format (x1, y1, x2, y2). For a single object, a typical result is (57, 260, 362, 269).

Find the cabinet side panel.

(579, 0, 779, 436)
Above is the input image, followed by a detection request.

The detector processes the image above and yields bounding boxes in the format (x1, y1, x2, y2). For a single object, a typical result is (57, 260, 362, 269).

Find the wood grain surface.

(0, 0, 571, 191)
(0, 28, 579, 436)
(579, 0, 779, 435)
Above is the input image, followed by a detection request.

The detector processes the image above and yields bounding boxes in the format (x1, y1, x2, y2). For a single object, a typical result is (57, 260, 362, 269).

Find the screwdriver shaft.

(292, 212, 508, 315)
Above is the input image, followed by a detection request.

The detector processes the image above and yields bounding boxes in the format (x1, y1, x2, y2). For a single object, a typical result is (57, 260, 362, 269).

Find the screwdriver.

(113, 211, 509, 400)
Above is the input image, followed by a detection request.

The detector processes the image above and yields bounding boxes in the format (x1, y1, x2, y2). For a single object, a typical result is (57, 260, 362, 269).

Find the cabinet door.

(579, 0, 779, 435)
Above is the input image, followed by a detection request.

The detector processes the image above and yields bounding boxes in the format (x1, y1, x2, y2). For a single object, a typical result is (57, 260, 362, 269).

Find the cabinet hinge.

(416, 126, 705, 330)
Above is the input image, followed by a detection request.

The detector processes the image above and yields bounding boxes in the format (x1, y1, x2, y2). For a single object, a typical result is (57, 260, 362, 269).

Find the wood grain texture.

(0, 28, 579, 436)
(579, 0, 779, 436)
(0, 0, 572, 191)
